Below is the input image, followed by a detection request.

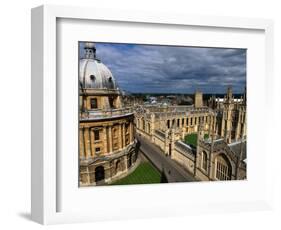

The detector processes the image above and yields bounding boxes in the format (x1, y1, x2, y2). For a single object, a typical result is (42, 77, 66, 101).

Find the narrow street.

(136, 133, 196, 183)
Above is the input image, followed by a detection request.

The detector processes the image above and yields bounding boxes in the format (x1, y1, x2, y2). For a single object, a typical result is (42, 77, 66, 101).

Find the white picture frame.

(31, 5, 274, 225)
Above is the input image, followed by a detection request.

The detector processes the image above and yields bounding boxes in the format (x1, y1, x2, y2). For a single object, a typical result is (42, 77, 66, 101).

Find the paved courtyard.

(136, 133, 196, 183)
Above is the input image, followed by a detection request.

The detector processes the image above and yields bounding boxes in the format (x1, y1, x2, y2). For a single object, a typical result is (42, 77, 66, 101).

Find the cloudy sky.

(79, 42, 246, 94)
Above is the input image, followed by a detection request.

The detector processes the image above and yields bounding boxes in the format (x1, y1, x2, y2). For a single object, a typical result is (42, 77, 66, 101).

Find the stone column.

(235, 110, 242, 141)
(227, 119, 232, 143)
(122, 123, 126, 147)
(120, 124, 124, 148)
(103, 126, 108, 154)
(164, 130, 169, 154)
(182, 117, 186, 137)
(129, 121, 133, 143)
(214, 115, 217, 136)
(89, 128, 95, 156)
(118, 123, 123, 149)
(225, 110, 232, 142)
(79, 128, 85, 158)
(208, 116, 211, 137)
(108, 126, 113, 153)
(84, 127, 91, 158)
(171, 129, 175, 159)
(221, 112, 225, 138)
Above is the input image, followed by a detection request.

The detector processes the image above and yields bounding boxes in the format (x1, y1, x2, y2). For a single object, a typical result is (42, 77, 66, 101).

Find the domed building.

(79, 42, 138, 186)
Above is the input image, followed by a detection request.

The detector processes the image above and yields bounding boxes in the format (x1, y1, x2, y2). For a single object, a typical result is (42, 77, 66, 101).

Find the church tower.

(221, 86, 234, 143)
(194, 90, 203, 108)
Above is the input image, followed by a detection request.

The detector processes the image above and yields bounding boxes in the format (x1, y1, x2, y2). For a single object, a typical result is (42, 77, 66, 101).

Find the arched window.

(215, 154, 232, 180)
(115, 160, 122, 173)
(90, 74, 95, 81)
(143, 120, 145, 131)
(148, 123, 151, 134)
(90, 98, 97, 109)
(202, 151, 208, 171)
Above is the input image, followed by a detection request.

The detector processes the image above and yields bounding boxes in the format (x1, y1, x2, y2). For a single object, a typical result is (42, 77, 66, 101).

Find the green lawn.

(184, 133, 209, 147)
(111, 162, 162, 185)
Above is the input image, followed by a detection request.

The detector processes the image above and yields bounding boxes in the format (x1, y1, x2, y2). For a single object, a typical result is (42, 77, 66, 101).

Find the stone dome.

(79, 42, 118, 90)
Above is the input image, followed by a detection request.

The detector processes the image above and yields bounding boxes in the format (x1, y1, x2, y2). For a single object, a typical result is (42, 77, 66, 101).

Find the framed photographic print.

(78, 41, 247, 187)
(31, 5, 274, 224)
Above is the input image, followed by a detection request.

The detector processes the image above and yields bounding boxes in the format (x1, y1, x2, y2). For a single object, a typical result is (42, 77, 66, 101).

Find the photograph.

(78, 41, 247, 186)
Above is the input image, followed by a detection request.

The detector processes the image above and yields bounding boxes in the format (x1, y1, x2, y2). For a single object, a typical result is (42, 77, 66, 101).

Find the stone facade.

(135, 87, 247, 181)
(135, 104, 216, 145)
(194, 122, 246, 181)
(215, 87, 247, 143)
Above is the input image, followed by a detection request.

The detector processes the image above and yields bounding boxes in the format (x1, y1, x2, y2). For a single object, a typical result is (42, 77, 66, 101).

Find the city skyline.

(79, 42, 246, 94)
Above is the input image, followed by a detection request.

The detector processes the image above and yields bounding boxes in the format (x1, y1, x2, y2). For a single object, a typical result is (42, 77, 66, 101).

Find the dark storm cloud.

(79, 42, 246, 94)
